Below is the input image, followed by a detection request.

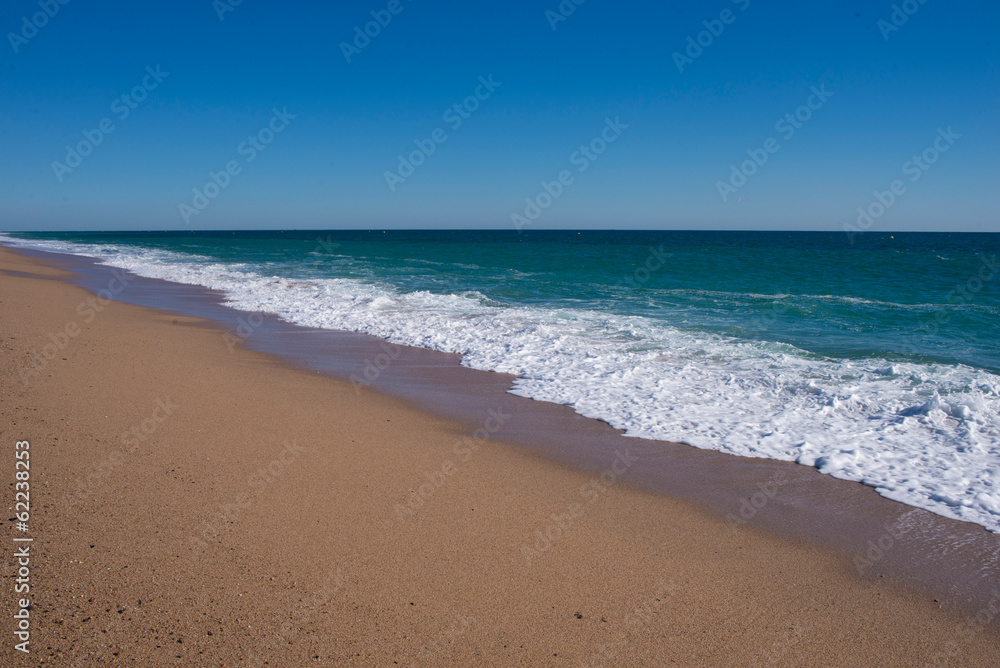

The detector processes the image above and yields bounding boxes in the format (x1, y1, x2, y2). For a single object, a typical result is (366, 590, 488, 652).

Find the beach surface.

(2, 244, 999, 666)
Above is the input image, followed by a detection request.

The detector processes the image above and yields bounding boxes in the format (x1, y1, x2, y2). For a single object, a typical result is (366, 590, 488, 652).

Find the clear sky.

(1, 0, 997, 231)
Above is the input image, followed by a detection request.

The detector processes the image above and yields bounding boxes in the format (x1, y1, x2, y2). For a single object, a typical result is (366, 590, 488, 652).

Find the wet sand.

(2, 244, 999, 666)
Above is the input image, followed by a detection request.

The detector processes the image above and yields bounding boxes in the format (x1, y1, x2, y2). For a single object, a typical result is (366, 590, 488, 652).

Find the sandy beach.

(2, 244, 999, 666)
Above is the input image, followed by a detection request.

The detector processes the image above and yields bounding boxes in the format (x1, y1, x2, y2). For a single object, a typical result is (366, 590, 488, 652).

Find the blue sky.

(1, 0, 997, 231)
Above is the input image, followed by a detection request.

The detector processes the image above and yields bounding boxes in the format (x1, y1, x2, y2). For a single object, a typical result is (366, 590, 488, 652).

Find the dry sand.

(2, 245, 998, 666)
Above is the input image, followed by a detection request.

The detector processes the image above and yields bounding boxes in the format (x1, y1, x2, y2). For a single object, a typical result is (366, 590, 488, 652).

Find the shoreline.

(2, 244, 999, 664)
(10, 242, 1000, 612)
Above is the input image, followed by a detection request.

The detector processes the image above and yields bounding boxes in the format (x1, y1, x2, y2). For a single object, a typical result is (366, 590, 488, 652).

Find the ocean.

(4, 229, 998, 532)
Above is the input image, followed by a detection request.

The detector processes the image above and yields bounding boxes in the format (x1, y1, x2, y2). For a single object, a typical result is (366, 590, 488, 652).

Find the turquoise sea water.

(4, 230, 999, 531)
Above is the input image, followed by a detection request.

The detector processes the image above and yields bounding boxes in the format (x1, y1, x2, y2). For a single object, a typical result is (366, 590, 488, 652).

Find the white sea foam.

(5, 234, 999, 532)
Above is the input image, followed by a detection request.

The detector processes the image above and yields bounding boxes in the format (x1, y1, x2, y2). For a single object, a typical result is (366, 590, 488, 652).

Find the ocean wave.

(3, 233, 999, 532)
(658, 288, 990, 312)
